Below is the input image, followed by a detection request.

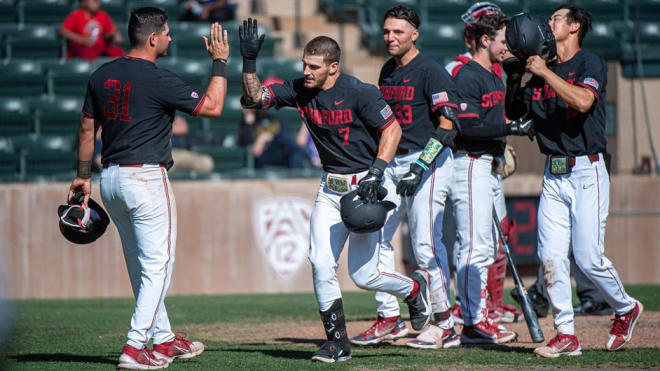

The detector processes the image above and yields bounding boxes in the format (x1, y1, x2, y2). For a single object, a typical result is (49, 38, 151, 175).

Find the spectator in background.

(296, 123, 321, 168)
(61, 0, 125, 60)
(179, 0, 236, 22)
(169, 115, 215, 173)
(238, 107, 305, 169)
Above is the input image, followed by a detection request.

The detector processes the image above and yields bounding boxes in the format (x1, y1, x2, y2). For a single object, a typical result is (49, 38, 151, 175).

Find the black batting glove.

(508, 118, 536, 141)
(396, 162, 425, 196)
(239, 18, 265, 72)
(357, 158, 388, 203)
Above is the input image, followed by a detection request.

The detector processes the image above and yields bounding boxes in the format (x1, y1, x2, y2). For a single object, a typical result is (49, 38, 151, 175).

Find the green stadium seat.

(485, 0, 523, 17)
(0, 152, 20, 180)
(170, 22, 274, 58)
(422, 0, 468, 23)
(0, 60, 46, 97)
(0, 98, 35, 138)
(270, 107, 303, 134)
(637, 22, 660, 44)
(264, 59, 303, 81)
(125, 0, 180, 19)
(5, 25, 63, 59)
(418, 22, 465, 58)
(574, 0, 624, 22)
(43, 59, 94, 96)
(30, 96, 84, 137)
(22, 149, 76, 178)
(155, 57, 209, 91)
(0, 0, 18, 23)
(582, 22, 622, 60)
(524, 0, 564, 18)
(11, 135, 74, 153)
(21, 0, 73, 24)
(100, 0, 127, 23)
(628, 0, 660, 22)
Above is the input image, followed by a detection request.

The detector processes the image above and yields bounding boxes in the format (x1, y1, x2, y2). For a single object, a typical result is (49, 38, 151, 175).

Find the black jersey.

(82, 56, 206, 168)
(262, 74, 396, 174)
(522, 49, 607, 156)
(378, 51, 458, 152)
(455, 60, 507, 156)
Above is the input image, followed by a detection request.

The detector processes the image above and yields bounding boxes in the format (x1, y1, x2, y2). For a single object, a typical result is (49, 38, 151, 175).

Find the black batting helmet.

(506, 13, 557, 61)
(58, 192, 110, 244)
(340, 188, 396, 233)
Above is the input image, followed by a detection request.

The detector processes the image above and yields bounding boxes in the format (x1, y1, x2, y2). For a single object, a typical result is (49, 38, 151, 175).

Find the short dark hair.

(128, 7, 168, 48)
(304, 36, 341, 64)
(383, 5, 420, 29)
(554, 4, 592, 45)
(471, 12, 508, 49)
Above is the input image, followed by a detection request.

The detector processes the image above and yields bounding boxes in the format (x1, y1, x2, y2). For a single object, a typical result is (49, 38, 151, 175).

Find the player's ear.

(480, 34, 489, 49)
(328, 61, 339, 75)
(148, 32, 158, 47)
(411, 28, 419, 43)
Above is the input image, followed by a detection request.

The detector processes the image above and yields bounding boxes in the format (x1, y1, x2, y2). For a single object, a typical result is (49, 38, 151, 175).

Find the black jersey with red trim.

(378, 51, 458, 152)
(522, 49, 607, 156)
(262, 73, 396, 174)
(454, 60, 507, 156)
(82, 56, 206, 168)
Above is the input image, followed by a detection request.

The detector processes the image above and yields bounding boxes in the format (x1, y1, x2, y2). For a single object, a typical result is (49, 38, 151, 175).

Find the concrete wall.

(0, 175, 658, 299)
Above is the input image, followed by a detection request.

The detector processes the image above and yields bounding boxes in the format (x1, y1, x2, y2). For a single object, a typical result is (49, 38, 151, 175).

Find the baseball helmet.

(340, 187, 396, 233)
(58, 191, 110, 244)
(506, 13, 557, 61)
(461, 2, 503, 25)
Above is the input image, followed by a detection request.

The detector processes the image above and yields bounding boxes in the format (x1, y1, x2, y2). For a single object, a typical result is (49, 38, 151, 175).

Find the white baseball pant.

(309, 171, 415, 312)
(373, 148, 453, 317)
(537, 153, 635, 335)
(100, 164, 177, 349)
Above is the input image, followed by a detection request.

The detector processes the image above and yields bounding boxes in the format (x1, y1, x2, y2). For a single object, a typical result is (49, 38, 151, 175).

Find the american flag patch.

(191, 91, 199, 98)
(582, 77, 599, 90)
(432, 91, 449, 105)
(380, 105, 393, 119)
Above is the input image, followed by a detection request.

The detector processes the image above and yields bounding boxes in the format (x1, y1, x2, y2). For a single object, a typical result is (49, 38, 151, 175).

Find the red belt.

(103, 163, 166, 168)
(568, 154, 599, 167)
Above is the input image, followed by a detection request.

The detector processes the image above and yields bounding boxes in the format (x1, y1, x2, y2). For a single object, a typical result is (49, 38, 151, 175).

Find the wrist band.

(372, 158, 388, 174)
(212, 58, 227, 77)
(243, 58, 257, 73)
(417, 138, 443, 169)
(77, 160, 92, 179)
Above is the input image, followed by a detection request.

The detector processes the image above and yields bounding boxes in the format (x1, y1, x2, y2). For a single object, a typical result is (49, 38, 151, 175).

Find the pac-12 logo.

(253, 197, 312, 280)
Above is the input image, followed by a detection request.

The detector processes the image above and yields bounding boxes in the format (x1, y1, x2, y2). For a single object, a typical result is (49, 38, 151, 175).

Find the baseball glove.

(498, 144, 517, 179)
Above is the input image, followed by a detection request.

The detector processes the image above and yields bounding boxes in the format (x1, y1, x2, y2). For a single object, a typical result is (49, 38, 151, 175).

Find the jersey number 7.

(104, 79, 132, 122)
(338, 127, 350, 146)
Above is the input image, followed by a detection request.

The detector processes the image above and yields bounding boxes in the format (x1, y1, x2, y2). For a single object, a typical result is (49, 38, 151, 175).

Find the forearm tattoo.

(77, 160, 92, 179)
(242, 72, 262, 106)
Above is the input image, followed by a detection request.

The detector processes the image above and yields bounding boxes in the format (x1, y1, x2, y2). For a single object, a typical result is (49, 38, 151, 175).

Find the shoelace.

(174, 331, 193, 348)
(547, 333, 570, 348)
(143, 347, 157, 360)
(610, 314, 629, 335)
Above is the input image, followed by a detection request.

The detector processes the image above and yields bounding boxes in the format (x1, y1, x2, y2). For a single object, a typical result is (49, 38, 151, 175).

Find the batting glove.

(396, 162, 425, 196)
(358, 158, 387, 203)
(239, 18, 265, 60)
(508, 118, 536, 140)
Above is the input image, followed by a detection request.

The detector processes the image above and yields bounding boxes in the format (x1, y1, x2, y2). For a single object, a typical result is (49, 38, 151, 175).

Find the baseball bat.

(492, 208, 545, 343)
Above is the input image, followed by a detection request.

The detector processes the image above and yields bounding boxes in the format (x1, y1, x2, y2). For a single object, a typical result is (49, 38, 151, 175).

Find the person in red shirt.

(60, 0, 125, 60)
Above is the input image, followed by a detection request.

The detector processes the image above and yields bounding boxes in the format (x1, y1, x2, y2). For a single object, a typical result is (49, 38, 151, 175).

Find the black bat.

(492, 208, 545, 343)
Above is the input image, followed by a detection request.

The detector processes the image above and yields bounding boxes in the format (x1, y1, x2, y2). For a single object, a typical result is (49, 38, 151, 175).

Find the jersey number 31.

(104, 79, 132, 122)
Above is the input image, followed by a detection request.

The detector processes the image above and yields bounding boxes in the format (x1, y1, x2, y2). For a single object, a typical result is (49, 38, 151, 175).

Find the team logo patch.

(380, 105, 393, 119)
(253, 197, 312, 280)
(460, 103, 468, 111)
(582, 77, 599, 90)
(191, 91, 199, 99)
(432, 91, 449, 105)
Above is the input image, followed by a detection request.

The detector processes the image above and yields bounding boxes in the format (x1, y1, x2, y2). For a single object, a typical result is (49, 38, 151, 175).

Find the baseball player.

(445, 2, 522, 326)
(238, 18, 433, 363)
(67, 7, 228, 369)
(451, 12, 535, 344)
(351, 5, 460, 350)
(505, 5, 642, 357)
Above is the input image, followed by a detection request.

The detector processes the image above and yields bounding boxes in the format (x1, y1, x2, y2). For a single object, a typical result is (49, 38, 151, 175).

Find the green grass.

(2, 286, 660, 370)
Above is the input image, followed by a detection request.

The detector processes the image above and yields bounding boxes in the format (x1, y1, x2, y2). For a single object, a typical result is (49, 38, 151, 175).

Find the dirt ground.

(192, 311, 660, 350)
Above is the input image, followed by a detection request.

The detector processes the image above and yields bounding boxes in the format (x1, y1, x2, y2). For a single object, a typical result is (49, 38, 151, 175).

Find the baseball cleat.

(461, 320, 517, 344)
(118, 345, 169, 369)
(573, 300, 614, 316)
(450, 303, 464, 325)
(404, 270, 432, 331)
(350, 315, 408, 346)
(534, 333, 582, 358)
(488, 304, 521, 323)
(153, 333, 205, 363)
(606, 299, 643, 351)
(311, 340, 352, 363)
(406, 324, 461, 349)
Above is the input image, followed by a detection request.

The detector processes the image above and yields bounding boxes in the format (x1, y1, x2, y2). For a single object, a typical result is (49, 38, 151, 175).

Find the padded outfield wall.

(0, 175, 658, 299)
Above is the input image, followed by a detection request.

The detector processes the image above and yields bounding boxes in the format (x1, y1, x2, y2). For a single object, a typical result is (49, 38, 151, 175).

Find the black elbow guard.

(440, 105, 460, 129)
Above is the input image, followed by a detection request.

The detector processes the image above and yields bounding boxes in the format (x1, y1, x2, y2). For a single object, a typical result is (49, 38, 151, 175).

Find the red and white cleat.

(153, 333, 205, 363)
(534, 333, 582, 358)
(350, 315, 409, 346)
(118, 345, 169, 370)
(606, 300, 643, 351)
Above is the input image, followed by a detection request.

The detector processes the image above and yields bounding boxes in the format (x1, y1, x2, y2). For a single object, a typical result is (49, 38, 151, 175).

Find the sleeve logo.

(191, 91, 199, 98)
(432, 91, 449, 105)
(582, 77, 599, 90)
(380, 105, 393, 119)
(460, 103, 468, 111)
